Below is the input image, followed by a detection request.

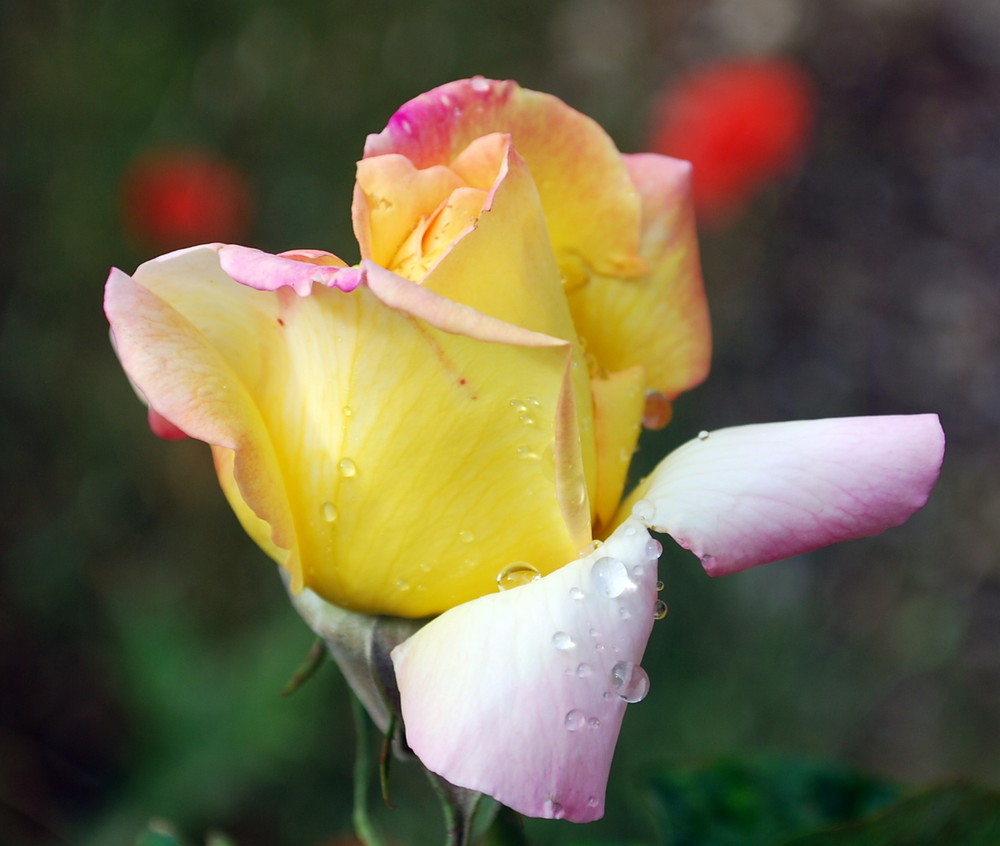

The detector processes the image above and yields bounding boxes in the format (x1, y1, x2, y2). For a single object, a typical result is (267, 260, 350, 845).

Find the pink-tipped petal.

(392, 517, 661, 822)
(218, 244, 361, 295)
(364, 77, 645, 284)
(631, 415, 944, 575)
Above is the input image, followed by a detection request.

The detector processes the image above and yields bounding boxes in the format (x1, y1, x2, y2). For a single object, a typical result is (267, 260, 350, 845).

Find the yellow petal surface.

(567, 154, 712, 399)
(363, 77, 645, 287)
(108, 246, 587, 617)
(590, 366, 646, 533)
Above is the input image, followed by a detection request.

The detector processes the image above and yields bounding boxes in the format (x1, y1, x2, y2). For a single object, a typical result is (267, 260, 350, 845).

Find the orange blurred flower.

(648, 58, 815, 224)
(122, 149, 252, 251)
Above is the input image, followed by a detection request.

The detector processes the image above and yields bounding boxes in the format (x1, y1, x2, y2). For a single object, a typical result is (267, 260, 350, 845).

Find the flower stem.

(425, 769, 490, 846)
(350, 692, 388, 846)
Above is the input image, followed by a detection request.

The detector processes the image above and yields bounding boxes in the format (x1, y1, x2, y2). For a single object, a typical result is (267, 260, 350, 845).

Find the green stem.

(426, 770, 488, 846)
(350, 693, 388, 846)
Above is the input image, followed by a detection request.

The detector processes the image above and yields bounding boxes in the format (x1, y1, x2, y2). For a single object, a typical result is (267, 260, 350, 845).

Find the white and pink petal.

(624, 415, 944, 576)
(391, 517, 662, 822)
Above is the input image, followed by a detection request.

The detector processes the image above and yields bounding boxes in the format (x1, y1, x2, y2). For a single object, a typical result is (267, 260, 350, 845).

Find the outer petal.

(590, 367, 645, 531)
(363, 77, 645, 286)
(105, 246, 587, 617)
(567, 154, 711, 398)
(621, 416, 944, 575)
(392, 516, 661, 822)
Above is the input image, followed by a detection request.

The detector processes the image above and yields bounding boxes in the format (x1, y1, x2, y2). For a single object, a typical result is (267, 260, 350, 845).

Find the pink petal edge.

(639, 415, 944, 576)
(218, 244, 362, 295)
(391, 517, 660, 822)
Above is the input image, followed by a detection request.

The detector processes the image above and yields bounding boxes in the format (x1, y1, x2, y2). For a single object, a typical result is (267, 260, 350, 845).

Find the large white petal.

(634, 415, 944, 576)
(391, 517, 661, 821)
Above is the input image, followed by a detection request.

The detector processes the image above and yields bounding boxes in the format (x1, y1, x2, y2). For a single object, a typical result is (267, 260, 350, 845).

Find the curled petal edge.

(625, 414, 944, 576)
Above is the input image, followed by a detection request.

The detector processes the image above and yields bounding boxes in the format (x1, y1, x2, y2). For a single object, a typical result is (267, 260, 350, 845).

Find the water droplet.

(470, 76, 491, 93)
(497, 562, 540, 590)
(552, 631, 575, 650)
(587, 718, 600, 730)
(564, 709, 585, 731)
(321, 501, 338, 523)
(509, 398, 528, 412)
(631, 564, 645, 579)
(656, 580, 665, 591)
(342, 406, 353, 417)
(610, 661, 650, 703)
(654, 599, 669, 620)
(619, 606, 632, 619)
(576, 662, 592, 678)
(518, 413, 535, 425)
(459, 529, 475, 543)
(526, 396, 542, 408)
(624, 524, 637, 536)
(395, 579, 410, 592)
(698, 429, 710, 441)
(643, 391, 672, 429)
(591, 556, 632, 598)
(569, 586, 585, 600)
(631, 499, 655, 522)
(646, 538, 663, 559)
(515, 445, 539, 460)
(418, 562, 432, 573)
(337, 458, 357, 477)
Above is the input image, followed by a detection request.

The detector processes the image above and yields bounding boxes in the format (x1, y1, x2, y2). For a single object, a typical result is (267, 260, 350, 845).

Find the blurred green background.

(2, 0, 998, 844)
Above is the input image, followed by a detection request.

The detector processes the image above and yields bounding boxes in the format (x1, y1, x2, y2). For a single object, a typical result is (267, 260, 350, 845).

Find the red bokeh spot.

(122, 149, 252, 251)
(649, 58, 815, 225)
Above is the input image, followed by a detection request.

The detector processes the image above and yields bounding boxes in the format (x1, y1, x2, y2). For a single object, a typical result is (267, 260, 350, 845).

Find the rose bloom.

(105, 78, 942, 822)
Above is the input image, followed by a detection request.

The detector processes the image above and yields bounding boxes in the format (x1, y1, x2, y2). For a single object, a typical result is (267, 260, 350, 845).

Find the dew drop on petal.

(588, 717, 601, 730)
(342, 406, 353, 417)
(698, 429, 710, 441)
(564, 709, 585, 731)
(576, 662, 592, 678)
(656, 580, 665, 592)
(497, 562, 541, 591)
(654, 599, 669, 620)
(337, 458, 357, 478)
(591, 556, 632, 598)
(516, 445, 539, 460)
(459, 529, 475, 544)
(320, 501, 338, 523)
(395, 579, 410, 592)
(632, 499, 655, 523)
(646, 537, 663, 559)
(642, 391, 672, 429)
(552, 631, 575, 650)
(610, 661, 650, 703)
(587, 795, 599, 807)
(569, 586, 585, 600)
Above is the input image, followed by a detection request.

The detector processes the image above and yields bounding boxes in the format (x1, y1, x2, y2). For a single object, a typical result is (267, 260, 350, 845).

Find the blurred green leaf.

(135, 819, 190, 846)
(646, 757, 900, 846)
(784, 783, 1000, 846)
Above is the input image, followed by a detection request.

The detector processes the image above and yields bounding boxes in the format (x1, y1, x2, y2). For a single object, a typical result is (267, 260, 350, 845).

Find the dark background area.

(2, 0, 998, 844)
